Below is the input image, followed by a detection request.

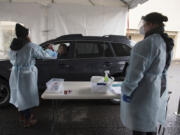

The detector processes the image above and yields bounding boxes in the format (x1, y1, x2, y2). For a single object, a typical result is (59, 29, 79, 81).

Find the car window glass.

(101, 43, 114, 57)
(56, 43, 71, 59)
(45, 42, 71, 59)
(112, 43, 131, 56)
(75, 42, 103, 58)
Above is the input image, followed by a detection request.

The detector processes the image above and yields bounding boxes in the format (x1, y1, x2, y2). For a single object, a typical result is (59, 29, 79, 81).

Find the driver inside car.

(57, 43, 68, 59)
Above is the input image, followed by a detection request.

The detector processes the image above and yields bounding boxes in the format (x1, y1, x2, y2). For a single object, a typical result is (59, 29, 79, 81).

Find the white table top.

(41, 81, 121, 100)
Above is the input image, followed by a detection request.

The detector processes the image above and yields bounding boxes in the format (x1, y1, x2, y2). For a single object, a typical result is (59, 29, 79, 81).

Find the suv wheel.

(0, 78, 10, 107)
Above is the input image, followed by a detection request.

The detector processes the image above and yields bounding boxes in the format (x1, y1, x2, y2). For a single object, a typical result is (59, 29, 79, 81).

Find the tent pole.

(89, 0, 95, 6)
(126, 9, 130, 38)
(120, 0, 129, 8)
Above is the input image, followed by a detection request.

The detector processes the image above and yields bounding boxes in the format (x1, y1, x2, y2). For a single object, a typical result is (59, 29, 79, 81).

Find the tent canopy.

(0, 0, 148, 9)
(0, 0, 148, 59)
(0, 0, 149, 44)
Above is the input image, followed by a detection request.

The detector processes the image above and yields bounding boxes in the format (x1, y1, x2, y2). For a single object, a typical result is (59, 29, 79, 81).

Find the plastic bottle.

(104, 70, 110, 83)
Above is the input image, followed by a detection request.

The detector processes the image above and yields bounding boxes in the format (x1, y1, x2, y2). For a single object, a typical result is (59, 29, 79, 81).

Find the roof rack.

(40, 34, 131, 47)
(56, 34, 83, 40)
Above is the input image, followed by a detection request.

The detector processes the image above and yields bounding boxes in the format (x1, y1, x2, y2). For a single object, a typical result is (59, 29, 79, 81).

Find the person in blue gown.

(9, 23, 54, 127)
(120, 12, 174, 135)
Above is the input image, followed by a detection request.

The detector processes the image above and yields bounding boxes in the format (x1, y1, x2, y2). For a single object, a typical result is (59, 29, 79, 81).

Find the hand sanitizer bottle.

(104, 70, 110, 83)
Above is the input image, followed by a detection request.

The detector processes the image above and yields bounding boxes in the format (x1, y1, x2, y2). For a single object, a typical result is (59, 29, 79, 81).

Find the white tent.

(0, 0, 148, 44)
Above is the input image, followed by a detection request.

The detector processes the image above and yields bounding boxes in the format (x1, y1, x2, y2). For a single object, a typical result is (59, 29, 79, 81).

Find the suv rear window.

(112, 43, 131, 57)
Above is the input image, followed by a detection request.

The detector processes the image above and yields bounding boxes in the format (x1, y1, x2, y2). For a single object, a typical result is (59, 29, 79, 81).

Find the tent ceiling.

(0, 0, 149, 8)
(122, 0, 149, 8)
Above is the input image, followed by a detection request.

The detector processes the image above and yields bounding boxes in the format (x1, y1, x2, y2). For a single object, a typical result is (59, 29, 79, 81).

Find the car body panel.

(0, 34, 131, 90)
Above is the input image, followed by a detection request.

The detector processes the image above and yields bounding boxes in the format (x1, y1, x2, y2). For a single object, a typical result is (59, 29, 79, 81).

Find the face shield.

(28, 28, 31, 35)
(138, 17, 145, 35)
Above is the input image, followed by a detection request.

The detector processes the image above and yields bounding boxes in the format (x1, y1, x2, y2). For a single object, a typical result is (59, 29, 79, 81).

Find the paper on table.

(110, 83, 122, 95)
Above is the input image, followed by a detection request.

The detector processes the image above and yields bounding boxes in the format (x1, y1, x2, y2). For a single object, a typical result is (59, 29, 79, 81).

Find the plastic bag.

(46, 78, 64, 93)
(90, 76, 114, 93)
(109, 82, 122, 95)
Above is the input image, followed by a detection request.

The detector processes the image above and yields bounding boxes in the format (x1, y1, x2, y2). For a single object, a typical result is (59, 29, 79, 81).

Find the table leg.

(50, 100, 56, 135)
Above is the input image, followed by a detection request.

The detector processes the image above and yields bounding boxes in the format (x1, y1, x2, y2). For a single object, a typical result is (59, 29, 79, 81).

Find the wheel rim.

(0, 84, 9, 104)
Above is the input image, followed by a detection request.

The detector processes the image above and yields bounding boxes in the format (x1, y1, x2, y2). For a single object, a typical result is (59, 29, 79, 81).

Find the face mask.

(139, 26, 145, 35)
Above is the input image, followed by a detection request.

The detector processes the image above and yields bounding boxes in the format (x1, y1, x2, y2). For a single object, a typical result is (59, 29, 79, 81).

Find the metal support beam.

(120, 0, 130, 8)
(120, 0, 128, 5)
(89, 0, 95, 6)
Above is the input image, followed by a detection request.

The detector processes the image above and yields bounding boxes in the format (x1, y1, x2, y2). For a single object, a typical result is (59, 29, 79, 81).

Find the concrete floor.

(167, 61, 180, 115)
(0, 62, 180, 135)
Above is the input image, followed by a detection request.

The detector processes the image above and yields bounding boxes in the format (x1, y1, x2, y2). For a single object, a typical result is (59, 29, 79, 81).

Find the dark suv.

(0, 34, 131, 106)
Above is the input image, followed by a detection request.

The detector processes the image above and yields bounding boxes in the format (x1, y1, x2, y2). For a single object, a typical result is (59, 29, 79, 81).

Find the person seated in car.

(57, 44, 68, 59)
(45, 44, 57, 58)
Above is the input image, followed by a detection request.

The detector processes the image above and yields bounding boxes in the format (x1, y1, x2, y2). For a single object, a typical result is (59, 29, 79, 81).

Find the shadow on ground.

(0, 99, 179, 135)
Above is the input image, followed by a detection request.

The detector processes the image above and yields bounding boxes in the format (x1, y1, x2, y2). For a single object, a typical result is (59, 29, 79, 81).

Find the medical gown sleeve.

(31, 43, 54, 59)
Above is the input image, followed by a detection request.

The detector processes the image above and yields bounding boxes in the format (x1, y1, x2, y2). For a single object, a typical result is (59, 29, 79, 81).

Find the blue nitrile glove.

(123, 95, 132, 103)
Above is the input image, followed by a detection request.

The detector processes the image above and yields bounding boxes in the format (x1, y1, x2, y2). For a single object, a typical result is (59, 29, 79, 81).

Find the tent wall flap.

(0, 2, 46, 43)
(47, 3, 128, 40)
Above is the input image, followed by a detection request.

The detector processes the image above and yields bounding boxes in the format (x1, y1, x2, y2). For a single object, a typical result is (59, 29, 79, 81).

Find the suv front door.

(37, 41, 74, 89)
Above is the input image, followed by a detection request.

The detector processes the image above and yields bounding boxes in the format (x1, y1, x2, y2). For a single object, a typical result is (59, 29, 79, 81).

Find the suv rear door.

(110, 43, 131, 80)
(67, 41, 116, 81)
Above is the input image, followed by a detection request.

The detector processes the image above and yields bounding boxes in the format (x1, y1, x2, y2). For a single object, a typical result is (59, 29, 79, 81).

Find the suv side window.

(45, 42, 73, 59)
(74, 42, 114, 58)
(74, 42, 101, 58)
(112, 43, 131, 57)
(56, 42, 72, 59)
(102, 43, 114, 57)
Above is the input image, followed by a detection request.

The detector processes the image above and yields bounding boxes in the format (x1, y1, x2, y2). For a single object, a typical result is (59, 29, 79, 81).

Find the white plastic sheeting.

(47, 4, 128, 40)
(0, 0, 149, 9)
(0, 1, 128, 44)
(0, 0, 149, 44)
(0, 2, 46, 43)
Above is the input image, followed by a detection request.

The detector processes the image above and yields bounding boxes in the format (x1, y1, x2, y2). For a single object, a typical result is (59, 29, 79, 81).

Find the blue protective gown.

(158, 58, 172, 126)
(45, 49, 57, 58)
(9, 42, 52, 111)
(120, 34, 167, 132)
(158, 78, 168, 125)
(158, 53, 173, 126)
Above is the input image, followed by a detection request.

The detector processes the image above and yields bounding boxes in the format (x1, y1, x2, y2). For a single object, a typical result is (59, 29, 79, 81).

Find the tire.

(0, 78, 10, 107)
